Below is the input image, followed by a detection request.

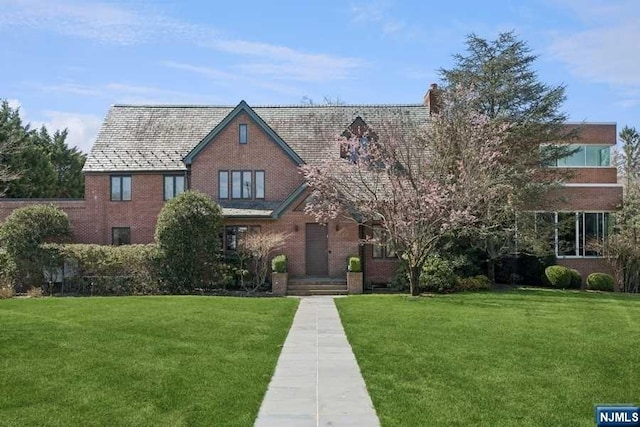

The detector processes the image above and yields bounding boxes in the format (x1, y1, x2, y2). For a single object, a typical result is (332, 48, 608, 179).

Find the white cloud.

(548, 0, 640, 107)
(350, 0, 424, 42)
(35, 111, 102, 154)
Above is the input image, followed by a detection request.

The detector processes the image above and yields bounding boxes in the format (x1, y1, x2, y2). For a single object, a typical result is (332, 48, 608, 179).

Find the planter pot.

(347, 271, 363, 294)
(271, 272, 288, 296)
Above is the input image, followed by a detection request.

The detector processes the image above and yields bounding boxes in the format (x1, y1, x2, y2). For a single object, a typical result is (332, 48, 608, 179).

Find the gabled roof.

(83, 102, 429, 172)
(183, 100, 304, 166)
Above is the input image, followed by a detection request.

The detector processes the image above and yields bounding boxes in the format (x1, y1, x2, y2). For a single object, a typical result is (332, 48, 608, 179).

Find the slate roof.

(83, 103, 429, 172)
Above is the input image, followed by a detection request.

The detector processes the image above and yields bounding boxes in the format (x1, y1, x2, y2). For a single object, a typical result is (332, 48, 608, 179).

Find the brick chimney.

(424, 83, 441, 116)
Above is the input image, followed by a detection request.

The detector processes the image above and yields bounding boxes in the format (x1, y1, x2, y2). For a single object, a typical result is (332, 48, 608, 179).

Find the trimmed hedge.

(545, 265, 572, 288)
(420, 255, 457, 293)
(587, 273, 615, 292)
(43, 243, 161, 295)
(569, 268, 582, 289)
(348, 256, 361, 272)
(271, 254, 287, 273)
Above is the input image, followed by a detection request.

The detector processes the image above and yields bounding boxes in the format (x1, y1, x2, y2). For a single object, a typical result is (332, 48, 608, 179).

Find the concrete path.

(254, 296, 380, 427)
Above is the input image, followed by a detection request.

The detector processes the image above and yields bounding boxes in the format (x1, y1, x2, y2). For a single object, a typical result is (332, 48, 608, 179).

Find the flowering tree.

(302, 87, 512, 295)
(237, 231, 290, 292)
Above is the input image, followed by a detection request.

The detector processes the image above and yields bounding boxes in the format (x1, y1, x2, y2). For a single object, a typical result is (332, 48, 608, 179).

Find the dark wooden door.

(305, 223, 328, 276)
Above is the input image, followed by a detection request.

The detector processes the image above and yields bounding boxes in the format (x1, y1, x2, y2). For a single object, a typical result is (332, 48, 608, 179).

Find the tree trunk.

(488, 259, 496, 284)
(409, 266, 421, 296)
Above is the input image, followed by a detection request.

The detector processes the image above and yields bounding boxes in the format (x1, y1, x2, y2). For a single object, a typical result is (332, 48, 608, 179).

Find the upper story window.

(239, 124, 248, 144)
(544, 144, 611, 167)
(110, 175, 131, 201)
(220, 170, 264, 200)
(163, 175, 185, 200)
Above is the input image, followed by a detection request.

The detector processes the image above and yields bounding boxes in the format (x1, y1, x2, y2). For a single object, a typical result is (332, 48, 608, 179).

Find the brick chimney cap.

(430, 83, 438, 90)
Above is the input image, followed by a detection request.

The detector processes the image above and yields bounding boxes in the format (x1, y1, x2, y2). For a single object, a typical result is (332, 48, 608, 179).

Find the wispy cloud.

(548, 0, 640, 107)
(351, 0, 423, 40)
(1, 0, 363, 83)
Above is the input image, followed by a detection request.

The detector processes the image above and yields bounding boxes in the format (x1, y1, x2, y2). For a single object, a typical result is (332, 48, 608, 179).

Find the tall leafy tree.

(439, 32, 574, 280)
(0, 100, 86, 198)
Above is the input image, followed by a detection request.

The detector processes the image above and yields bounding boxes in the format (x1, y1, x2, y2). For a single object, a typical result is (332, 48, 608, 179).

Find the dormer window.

(239, 124, 248, 144)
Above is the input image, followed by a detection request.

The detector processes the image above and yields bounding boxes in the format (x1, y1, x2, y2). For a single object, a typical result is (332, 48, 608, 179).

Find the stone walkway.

(254, 296, 380, 427)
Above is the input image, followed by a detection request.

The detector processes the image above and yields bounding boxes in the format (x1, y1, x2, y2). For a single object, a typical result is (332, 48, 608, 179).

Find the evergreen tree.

(0, 100, 86, 198)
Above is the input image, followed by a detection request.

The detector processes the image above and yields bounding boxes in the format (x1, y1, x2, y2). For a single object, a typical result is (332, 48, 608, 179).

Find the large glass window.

(163, 175, 185, 200)
(536, 211, 610, 257)
(548, 144, 611, 167)
(110, 176, 131, 201)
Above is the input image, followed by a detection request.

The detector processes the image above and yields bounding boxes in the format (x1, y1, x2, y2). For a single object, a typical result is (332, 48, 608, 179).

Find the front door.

(305, 223, 328, 276)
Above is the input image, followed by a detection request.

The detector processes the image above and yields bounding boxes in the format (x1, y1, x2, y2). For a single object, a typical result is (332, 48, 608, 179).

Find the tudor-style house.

(0, 89, 623, 293)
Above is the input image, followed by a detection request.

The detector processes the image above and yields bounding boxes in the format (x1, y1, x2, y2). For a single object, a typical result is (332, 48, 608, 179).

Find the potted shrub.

(347, 255, 363, 294)
(271, 254, 288, 295)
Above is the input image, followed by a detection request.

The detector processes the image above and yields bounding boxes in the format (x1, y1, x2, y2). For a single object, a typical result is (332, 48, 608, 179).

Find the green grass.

(336, 290, 640, 427)
(0, 296, 298, 427)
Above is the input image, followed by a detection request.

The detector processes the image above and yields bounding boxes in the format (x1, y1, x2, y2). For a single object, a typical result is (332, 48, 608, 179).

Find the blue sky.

(0, 0, 638, 153)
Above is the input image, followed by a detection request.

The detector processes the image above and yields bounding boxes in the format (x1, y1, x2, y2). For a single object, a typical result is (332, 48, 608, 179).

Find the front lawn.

(0, 296, 298, 426)
(336, 290, 640, 427)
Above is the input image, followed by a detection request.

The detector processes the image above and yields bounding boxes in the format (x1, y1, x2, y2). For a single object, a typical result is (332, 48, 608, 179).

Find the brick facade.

(0, 104, 623, 285)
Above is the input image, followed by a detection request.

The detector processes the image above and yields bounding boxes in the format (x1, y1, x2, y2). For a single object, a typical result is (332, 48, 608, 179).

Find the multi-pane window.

(163, 175, 185, 200)
(239, 124, 248, 144)
(543, 144, 611, 167)
(220, 170, 263, 200)
(110, 176, 131, 201)
(224, 225, 261, 252)
(112, 227, 131, 245)
(371, 225, 396, 258)
(535, 212, 610, 257)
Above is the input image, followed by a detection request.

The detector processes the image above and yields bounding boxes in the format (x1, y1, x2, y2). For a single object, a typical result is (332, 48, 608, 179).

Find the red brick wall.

(565, 168, 617, 184)
(565, 123, 616, 144)
(540, 186, 623, 211)
(225, 211, 359, 279)
(0, 199, 93, 243)
(190, 112, 304, 202)
(557, 258, 613, 287)
(84, 172, 167, 244)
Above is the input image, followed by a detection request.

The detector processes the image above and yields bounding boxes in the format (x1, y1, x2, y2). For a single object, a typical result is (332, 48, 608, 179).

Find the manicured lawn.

(0, 296, 298, 427)
(336, 290, 640, 427)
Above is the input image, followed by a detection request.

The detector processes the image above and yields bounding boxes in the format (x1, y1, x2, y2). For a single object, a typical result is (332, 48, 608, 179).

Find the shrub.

(271, 254, 287, 273)
(420, 254, 457, 293)
(587, 273, 615, 292)
(348, 256, 361, 272)
(568, 268, 582, 289)
(0, 204, 70, 288)
(238, 232, 290, 292)
(388, 263, 409, 291)
(26, 287, 43, 298)
(45, 243, 161, 296)
(154, 191, 224, 293)
(545, 265, 572, 288)
(0, 280, 13, 299)
(457, 275, 493, 292)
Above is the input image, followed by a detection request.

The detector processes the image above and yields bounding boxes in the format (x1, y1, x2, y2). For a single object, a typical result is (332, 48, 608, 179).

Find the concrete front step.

(287, 288, 349, 296)
(287, 283, 348, 291)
